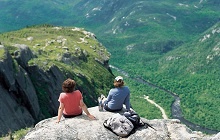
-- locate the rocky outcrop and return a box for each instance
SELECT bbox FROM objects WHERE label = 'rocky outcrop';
[13,44,36,68]
[22,107,219,140]
[0,26,114,136]
[0,51,40,135]
[0,48,111,136]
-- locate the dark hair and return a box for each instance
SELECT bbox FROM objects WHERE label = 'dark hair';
[113,79,124,87]
[62,78,76,93]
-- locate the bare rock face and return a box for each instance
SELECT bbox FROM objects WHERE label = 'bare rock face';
[0,51,40,135]
[0,84,35,135]
[0,39,113,136]
[0,26,113,136]
[22,107,219,140]
[0,47,64,135]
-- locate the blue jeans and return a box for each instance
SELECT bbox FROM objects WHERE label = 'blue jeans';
[103,102,122,112]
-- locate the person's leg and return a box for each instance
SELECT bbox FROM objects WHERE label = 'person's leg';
[102,98,107,105]
[101,94,106,100]
[103,104,113,112]
[101,95,122,112]
[98,94,107,111]
[103,103,122,112]
[98,97,103,111]
[63,112,82,118]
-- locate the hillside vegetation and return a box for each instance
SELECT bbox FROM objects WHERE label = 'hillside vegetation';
[0,24,114,106]
[142,22,220,130]
[0,0,220,131]
[0,25,115,136]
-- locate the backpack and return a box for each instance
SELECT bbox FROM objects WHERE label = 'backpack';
[123,111,143,128]
[103,113,134,137]
[124,111,157,131]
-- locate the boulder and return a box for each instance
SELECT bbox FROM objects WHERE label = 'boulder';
[22,107,219,140]
[13,44,35,68]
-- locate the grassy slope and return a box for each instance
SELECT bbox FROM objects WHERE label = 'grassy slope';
[0,24,114,117]
[0,0,220,131]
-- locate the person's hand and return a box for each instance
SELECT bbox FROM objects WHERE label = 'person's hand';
[56,120,60,123]
[87,114,96,120]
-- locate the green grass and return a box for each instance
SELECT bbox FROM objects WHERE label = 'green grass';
[0,128,31,140]
[0,24,114,124]
[0,0,219,133]
[0,49,5,60]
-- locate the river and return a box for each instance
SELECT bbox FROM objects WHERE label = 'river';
[110,65,219,134]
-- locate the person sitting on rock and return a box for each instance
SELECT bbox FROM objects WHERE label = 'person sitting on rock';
[99,76,131,112]
[56,78,96,123]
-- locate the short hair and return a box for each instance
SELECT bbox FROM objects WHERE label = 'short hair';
[113,79,124,87]
[62,78,76,93]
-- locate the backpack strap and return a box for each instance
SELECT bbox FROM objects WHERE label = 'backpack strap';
[103,119,113,131]
[140,119,157,131]
[124,111,157,131]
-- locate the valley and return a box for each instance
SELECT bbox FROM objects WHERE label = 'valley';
[0,0,219,133]
[111,65,219,134]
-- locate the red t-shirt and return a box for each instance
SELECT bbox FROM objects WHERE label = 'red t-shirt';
[58,90,82,115]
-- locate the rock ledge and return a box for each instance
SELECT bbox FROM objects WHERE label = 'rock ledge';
[22,107,219,140]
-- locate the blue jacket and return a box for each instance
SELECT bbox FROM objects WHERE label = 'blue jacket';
[105,86,130,111]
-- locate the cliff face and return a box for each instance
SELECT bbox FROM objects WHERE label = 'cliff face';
[0,49,41,135]
[0,25,114,136]
[22,107,220,140]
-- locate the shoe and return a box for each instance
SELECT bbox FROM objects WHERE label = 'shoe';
[101,94,105,100]
[98,97,101,102]
[98,97,103,111]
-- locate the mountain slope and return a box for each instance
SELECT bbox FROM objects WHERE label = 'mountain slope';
[0,0,220,132]
[0,25,114,135]
[148,22,220,130]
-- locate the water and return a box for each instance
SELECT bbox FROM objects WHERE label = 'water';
[110,65,219,134]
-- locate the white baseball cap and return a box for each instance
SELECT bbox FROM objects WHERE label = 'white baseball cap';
[115,76,123,81]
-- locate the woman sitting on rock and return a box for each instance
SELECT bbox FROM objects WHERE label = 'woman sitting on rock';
[56,78,95,123]
[99,76,131,112]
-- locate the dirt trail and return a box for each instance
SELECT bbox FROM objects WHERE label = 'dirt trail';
[144,95,168,119]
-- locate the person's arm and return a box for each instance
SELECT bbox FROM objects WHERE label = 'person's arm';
[124,94,131,111]
[56,102,64,123]
[106,89,113,102]
[80,99,96,120]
